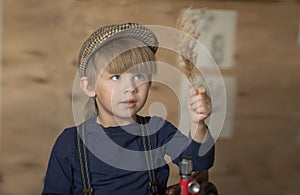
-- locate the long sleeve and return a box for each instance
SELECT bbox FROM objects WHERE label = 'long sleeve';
[42,129,75,195]
[172,135,215,171]
[153,117,215,171]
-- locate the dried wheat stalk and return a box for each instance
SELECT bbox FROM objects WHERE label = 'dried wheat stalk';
[176,7,204,88]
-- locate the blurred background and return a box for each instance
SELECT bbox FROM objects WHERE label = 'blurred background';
[1,0,300,194]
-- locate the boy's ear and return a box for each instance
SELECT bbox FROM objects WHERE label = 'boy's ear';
[80,77,96,97]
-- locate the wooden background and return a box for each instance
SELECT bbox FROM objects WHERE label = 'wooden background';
[1,0,300,194]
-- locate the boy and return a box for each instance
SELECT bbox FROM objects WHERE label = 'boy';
[42,23,214,195]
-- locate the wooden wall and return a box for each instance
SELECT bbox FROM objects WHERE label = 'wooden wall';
[2,0,300,194]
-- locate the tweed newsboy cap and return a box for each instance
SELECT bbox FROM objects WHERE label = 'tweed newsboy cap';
[78,22,159,77]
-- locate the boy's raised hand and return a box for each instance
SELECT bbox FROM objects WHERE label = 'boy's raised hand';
[188,86,212,125]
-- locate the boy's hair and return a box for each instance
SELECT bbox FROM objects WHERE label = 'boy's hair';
[86,38,157,88]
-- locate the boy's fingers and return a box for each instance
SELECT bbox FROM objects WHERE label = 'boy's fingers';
[189,94,210,107]
[190,96,208,107]
[189,87,206,96]
[197,86,207,94]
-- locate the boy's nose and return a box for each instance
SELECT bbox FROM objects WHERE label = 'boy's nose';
[123,78,137,94]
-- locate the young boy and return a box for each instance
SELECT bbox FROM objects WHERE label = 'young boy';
[42,23,214,195]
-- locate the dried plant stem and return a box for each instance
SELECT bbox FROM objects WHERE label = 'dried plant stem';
[176,7,203,89]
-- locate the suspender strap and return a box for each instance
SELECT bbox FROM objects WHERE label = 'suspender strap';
[76,125,93,195]
[139,117,159,195]
[76,117,157,194]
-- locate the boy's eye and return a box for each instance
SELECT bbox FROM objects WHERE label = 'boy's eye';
[111,75,120,81]
[134,74,146,81]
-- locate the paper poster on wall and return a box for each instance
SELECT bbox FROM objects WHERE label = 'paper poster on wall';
[178,8,238,68]
[298,18,300,45]
[0,0,2,173]
[206,76,236,139]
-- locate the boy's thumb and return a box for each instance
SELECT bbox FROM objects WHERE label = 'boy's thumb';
[197,86,207,94]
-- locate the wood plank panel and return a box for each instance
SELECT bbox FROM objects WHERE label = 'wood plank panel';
[1,0,300,194]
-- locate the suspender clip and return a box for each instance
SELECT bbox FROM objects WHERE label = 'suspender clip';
[148,181,158,187]
[83,187,93,193]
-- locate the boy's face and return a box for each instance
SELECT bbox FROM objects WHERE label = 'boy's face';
[94,67,151,126]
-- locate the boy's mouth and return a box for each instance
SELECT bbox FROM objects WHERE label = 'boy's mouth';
[121,99,137,108]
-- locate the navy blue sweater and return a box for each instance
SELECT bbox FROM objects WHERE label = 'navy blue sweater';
[42,116,215,195]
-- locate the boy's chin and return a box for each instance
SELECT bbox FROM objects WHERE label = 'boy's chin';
[113,113,137,124]
[114,108,140,118]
